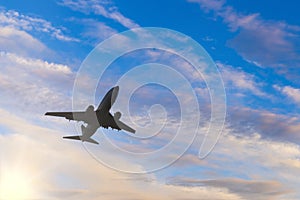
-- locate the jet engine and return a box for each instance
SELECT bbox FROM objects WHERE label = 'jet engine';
[114,111,121,120]
[85,105,95,114]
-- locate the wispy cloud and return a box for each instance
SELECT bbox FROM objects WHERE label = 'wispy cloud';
[217,62,267,97]
[274,85,300,106]
[228,106,300,143]
[0,26,50,57]
[188,0,300,81]
[167,177,290,200]
[0,108,244,200]
[0,51,74,116]
[0,8,79,42]
[72,18,117,44]
[1,52,299,199]
[60,0,139,29]
[173,125,300,199]
[188,0,225,12]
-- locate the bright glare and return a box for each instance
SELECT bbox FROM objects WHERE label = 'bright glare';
[0,168,34,200]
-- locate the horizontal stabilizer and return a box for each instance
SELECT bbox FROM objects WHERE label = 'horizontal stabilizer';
[63,135,81,140]
[63,135,99,144]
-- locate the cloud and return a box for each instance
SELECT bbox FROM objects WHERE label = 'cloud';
[0,108,244,200]
[60,0,139,29]
[0,53,299,199]
[0,8,79,42]
[216,129,300,190]
[0,108,138,199]
[0,26,50,57]
[167,177,290,200]
[187,0,225,12]
[0,5,299,197]
[163,123,300,199]
[77,18,117,44]
[216,123,300,172]
[188,0,300,81]
[217,62,267,97]
[227,106,300,143]
[274,85,300,106]
[0,52,74,116]
[227,22,299,68]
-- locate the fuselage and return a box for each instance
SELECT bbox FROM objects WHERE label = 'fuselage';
[81,123,98,140]
[81,109,120,140]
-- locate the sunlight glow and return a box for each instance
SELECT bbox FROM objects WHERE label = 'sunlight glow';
[0,168,35,200]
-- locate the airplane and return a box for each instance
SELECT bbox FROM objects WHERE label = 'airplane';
[45,86,135,144]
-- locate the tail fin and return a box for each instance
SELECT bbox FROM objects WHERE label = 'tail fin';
[63,135,99,144]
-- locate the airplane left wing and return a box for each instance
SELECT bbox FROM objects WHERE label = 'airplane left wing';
[45,112,87,123]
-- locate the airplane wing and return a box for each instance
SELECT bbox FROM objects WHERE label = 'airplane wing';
[115,119,136,134]
[45,112,88,123]
[104,113,136,134]
[96,86,119,113]
[96,86,135,133]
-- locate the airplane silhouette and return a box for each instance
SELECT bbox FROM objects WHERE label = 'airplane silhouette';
[45,86,135,144]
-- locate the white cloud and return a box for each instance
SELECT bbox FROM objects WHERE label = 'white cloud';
[2,102,299,199]
[217,129,300,171]
[228,106,300,142]
[0,8,79,42]
[0,51,299,198]
[274,85,300,106]
[79,18,117,44]
[170,125,300,199]
[60,0,139,29]
[217,62,266,97]
[0,108,243,200]
[168,177,290,200]
[187,0,225,12]
[1,51,71,74]
[0,26,49,57]
[0,52,74,115]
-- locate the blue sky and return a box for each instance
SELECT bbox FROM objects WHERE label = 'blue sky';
[0,0,300,199]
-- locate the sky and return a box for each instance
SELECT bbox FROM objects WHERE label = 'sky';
[0,0,300,199]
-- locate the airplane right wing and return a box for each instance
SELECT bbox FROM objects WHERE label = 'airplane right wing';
[103,113,136,134]
[45,112,88,123]
[115,120,136,134]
